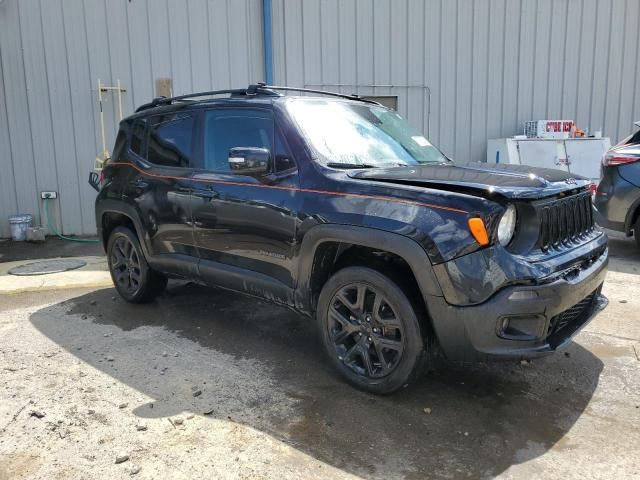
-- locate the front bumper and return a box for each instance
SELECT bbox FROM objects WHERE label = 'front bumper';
[428,247,608,362]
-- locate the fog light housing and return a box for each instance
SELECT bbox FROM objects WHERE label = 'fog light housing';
[497,314,546,341]
[500,317,510,331]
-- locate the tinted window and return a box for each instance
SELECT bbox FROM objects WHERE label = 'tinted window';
[112,130,127,162]
[274,128,296,172]
[203,110,273,172]
[147,113,194,167]
[130,120,146,158]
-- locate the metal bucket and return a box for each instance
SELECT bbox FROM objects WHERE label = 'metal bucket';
[8,214,33,241]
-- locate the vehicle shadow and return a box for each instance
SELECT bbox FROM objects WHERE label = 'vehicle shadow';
[30,283,603,479]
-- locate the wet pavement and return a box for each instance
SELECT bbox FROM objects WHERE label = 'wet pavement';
[0,236,102,263]
[0,231,639,479]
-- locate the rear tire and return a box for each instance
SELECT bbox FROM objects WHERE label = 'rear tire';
[107,226,167,303]
[316,266,428,394]
[635,217,640,250]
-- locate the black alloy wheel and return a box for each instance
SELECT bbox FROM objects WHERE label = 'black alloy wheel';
[328,283,404,378]
[107,226,167,303]
[317,267,427,394]
[111,235,142,296]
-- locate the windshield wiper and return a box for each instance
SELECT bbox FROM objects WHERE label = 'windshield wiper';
[326,162,377,169]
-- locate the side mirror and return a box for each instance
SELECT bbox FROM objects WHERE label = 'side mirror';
[228,147,271,176]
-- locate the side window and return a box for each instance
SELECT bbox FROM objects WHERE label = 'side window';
[130,120,146,158]
[203,110,273,172]
[147,113,194,167]
[274,128,296,172]
[112,130,127,162]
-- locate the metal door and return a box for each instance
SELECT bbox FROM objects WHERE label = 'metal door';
[517,140,569,172]
[565,139,611,180]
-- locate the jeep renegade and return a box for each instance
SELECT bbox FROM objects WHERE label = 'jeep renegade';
[92,84,608,394]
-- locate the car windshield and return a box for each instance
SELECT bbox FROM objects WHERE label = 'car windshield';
[286,98,448,167]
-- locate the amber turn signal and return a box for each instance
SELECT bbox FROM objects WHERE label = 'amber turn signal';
[468,217,490,246]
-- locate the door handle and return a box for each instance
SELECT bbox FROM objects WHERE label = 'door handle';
[194,190,218,199]
[134,177,149,189]
[194,185,218,199]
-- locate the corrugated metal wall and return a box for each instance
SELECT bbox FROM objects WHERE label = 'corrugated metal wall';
[0,0,264,238]
[271,0,640,164]
[2,0,640,238]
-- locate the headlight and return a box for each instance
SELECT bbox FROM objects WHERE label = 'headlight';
[497,204,517,246]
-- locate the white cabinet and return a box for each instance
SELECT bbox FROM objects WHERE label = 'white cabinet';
[487,137,611,181]
[564,139,610,179]
[517,140,569,172]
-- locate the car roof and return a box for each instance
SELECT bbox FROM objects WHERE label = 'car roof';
[125,84,381,122]
[126,95,277,120]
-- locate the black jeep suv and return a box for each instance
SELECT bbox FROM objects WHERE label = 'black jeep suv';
[93,84,608,394]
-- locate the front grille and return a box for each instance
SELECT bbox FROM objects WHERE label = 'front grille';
[538,192,595,251]
[547,290,596,337]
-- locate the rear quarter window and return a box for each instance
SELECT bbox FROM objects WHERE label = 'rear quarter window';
[111,130,127,163]
[147,113,195,168]
[130,120,147,158]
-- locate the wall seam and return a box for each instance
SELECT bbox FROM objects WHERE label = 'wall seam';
[124,0,136,108]
[146,0,156,95]
[0,46,19,213]
[60,0,86,233]
[601,0,614,134]
[573,0,585,122]
[614,0,628,137]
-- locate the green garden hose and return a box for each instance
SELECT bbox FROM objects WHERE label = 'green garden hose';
[43,197,99,243]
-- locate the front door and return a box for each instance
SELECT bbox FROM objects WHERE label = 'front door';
[190,108,299,299]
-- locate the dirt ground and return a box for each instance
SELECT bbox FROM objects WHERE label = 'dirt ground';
[0,234,638,479]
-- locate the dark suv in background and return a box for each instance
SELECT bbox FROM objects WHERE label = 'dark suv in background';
[92,84,608,394]
[595,122,640,248]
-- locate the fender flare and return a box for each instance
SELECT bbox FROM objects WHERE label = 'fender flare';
[95,199,152,259]
[295,224,443,313]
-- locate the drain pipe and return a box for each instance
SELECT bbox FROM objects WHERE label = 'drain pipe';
[262,0,274,84]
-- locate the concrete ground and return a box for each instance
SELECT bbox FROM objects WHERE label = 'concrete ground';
[0,234,638,479]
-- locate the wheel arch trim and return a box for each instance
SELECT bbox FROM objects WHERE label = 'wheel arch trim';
[96,200,151,259]
[295,224,443,313]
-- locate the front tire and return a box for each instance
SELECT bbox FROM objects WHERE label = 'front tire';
[107,226,167,303]
[635,217,640,250]
[317,266,427,394]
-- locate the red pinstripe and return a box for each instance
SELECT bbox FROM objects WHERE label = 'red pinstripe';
[108,162,469,215]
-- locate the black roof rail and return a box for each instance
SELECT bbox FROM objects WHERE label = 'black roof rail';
[134,83,380,113]
[135,88,253,112]
[252,83,380,105]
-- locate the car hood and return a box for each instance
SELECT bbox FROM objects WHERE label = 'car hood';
[347,162,591,199]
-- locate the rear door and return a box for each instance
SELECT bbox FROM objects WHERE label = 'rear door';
[190,107,299,298]
[122,112,199,272]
